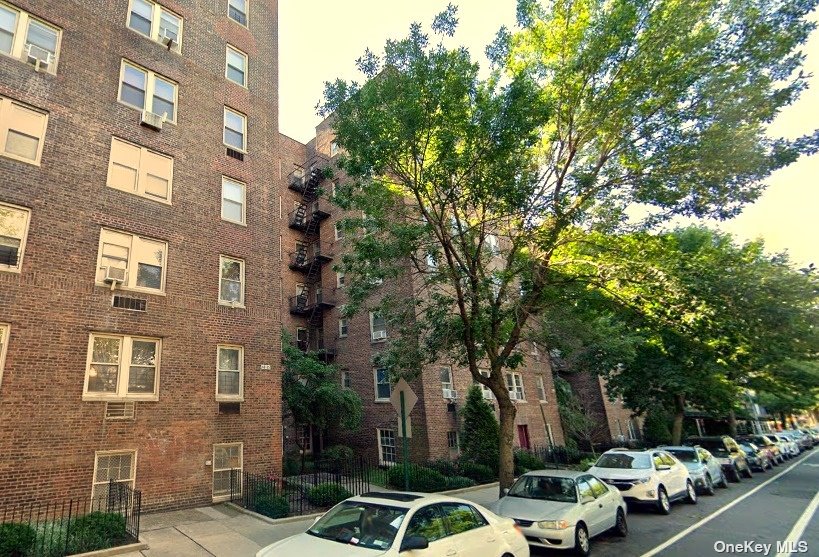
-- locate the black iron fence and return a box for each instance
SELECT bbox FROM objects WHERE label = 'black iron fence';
[0,480,141,557]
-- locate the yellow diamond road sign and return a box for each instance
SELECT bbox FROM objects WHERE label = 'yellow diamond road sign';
[390,378,418,415]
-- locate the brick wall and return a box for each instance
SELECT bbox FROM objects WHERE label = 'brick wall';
[0,0,282,510]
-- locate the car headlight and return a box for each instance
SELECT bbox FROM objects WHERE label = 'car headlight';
[538,520,570,530]
[635,477,651,484]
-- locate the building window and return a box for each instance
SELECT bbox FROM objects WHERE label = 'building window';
[506,372,525,401]
[225,45,247,86]
[536,375,546,401]
[96,229,167,293]
[83,334,160,401]
[341,370,351,389]
[330,141,339,156]
[213,443,242,499]
[477,368,493,400]
[0,202,30,272]
[91,451,136,508]
[127,0,182,52]
[425,251,438,270]
[221,176,246,224]
[107,137,173,202]
[216,345,243,401]
[118,60,177,122]
[227,0,247,26]
[546,423,555,446]
[0,4,61,73]
[447,431,459,450]
[334,222,344,241]
[627,419,638,441]
[338,317,349,338]
[486,234,499,255]
[224,107,246,152]
[370,312,386,342]
[219,256,245,306]
[0,323,9,387]
[374,368,392,401]
[336,271,345,288]
[377,429,396,465]
[297,424,312,454]
[439,366,453,392]
[296,327,307,351]
[0,96,48,165]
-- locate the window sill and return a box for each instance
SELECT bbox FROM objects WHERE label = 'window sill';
[127,27,183,55]
[223,142,247,154]
[216,397,244,403]
[107,185,172,206]
[371,338,387,344]
[117,100,178,126]
[374,399,391,404]
[0,49,58,76]
[2,149,41,166]
[82,394,158,402]
[218,301,246,309]
[97,283,166,296]
[221,218,247,227]
[0,265,22,274]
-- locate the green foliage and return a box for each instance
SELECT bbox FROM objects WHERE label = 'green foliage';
[459,386,500,471]
[0,523,36,557]
[514,450,546,475]
[579,457,598,472]
[65,512,129,555]
[386,465,448,492]
[321,445,354,465]
[642,406,673,446]
[253,495,290,519]
[283,453,300,477]
[458,462,496,484]
[444,476,477,490]
[554,376,603,447]
[307,484,353,507]
[426,459,459,477]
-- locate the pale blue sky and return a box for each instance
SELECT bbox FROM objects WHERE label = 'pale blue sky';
[279,1,818,267]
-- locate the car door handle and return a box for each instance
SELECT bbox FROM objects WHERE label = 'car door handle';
[598,503,603,508]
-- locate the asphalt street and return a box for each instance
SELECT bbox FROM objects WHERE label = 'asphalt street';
[529,449,819,557]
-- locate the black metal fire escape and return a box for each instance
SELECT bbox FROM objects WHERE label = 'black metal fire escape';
[287,157,335,361]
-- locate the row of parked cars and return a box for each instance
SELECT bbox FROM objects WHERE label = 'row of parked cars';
[256,428,817,557]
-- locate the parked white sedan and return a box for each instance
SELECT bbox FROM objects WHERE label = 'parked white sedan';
[488,470,627,556]
[256,491,529,557]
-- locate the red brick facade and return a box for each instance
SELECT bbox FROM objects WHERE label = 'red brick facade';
[564,371,643,445]
[0,0,282,510]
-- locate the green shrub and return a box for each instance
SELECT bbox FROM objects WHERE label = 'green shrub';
[283,455,300,477]
[322,445,354,464]
[65,512,129,555]
[458,462,495,483]
[253,494,290,519]
[514,450,546,475]
[459,386,500,471]
[579,457,597,471]
[307,483,352,507]
[426,459,458,476]
[0,522,37,557]
[444,476,476,490]
[386,465,448,492]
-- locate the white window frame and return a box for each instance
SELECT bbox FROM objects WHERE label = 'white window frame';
[91,450,137,509]
[373,367,392,402]
[536,375,547,402]
[107,137,174,203]
[95,228,168,294]
[486,234,499,255]
[338,316,349,338]
[227,0,248,27]
[334,222,343,240]
[213,443,242,500]
[0,3,62,74]
[218,255,245,307]
[117,59,178,123]
[377,428,396,466]
[447,430,459,451]
[221,176,246,225]
[506,372,525,401]
[546,423,555,446]
[440,366,453,391]
[83,333,161,402]
[0,201,31,273]
[0,96,49,165]
[370,312,387,342]
[126,0,183,53]
[330,141,339,156]
[223,106,247,152]
[225,44,247,87]
[216,344,244,402]
[341,370,351,389]
[627,419,638,441]
[0,323,9,388]
[336,271,345,288]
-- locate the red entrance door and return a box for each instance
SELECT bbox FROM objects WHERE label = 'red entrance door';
[517,424,531,450]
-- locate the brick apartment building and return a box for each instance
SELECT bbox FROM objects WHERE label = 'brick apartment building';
[565,371,643,446]
[280,118,565,466]
[0,0,283,510]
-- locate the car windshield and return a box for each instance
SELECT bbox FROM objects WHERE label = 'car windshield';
[594,453,652,469]
[507,475,578,503]
[739,444,756,453]
[666,449,698,463]
[307,501,407,550]
[692,440,729,456]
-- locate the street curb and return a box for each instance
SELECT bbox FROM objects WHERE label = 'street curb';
[70,542,149,557]
[440,481,500,496]
[225,502,325,525]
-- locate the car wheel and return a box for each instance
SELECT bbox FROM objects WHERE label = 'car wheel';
[611,507,628,537]
[657,486,671,515]
[767,459,774,470]
[574,523,591,557]
[704,474,716,496]
[729,466,742,482]
[685,480,698,504]
[718,470,729,488]
[742,464,753,479]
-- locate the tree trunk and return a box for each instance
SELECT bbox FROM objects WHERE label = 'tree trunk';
[497,399,517,498]
[671,394,686,445]
[779,412,787,430]
[727,409,738,438]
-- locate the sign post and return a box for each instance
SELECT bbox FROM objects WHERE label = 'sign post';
[390,379,418,491]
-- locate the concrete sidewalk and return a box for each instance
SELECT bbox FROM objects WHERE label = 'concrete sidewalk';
[120,485,501,557]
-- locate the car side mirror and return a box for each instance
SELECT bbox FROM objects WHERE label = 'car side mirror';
[400,535,430,552]
[581,495,595,504]
[657,464,671,471]
[501,488,509,497]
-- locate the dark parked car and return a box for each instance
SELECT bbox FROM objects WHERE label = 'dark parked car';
[738,435,782,465]
[738,442,772,472]
[684,436,752,482]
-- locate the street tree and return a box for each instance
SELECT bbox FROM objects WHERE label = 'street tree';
[319,1,818,492]
[459,385,501,471]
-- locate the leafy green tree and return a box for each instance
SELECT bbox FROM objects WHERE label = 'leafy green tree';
[319,1,817,491]
[459,385,500,472]
[554,376,604,452]
[282,333,363,468]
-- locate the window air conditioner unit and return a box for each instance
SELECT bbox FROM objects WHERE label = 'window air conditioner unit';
[160,28,177,49]
[103,266,127,289]
[25,43,54,72]
[371,330,387,341]
[442,389,458,400]
[140,109,167,131]
[482,390,494,400]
